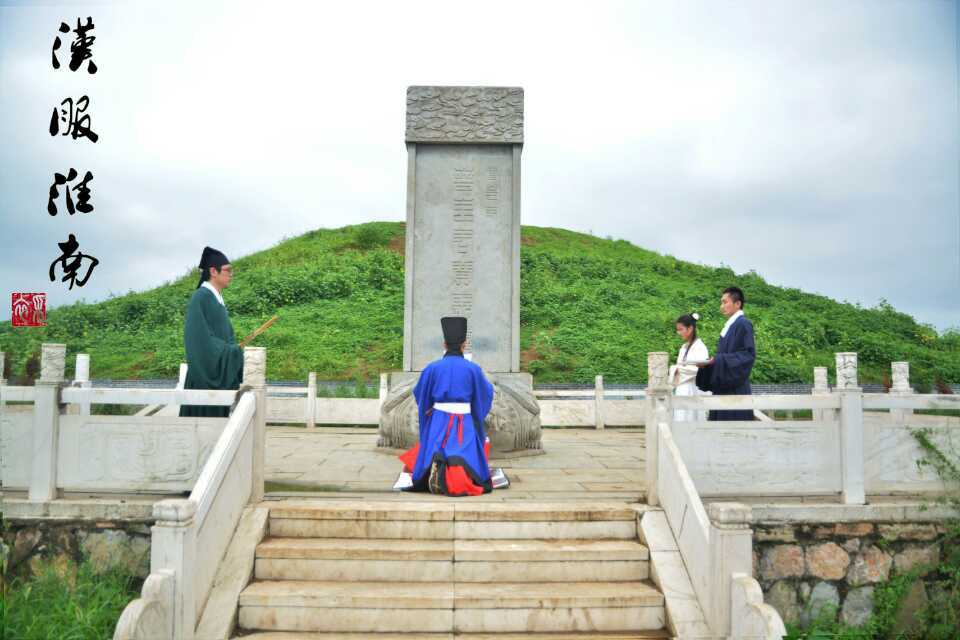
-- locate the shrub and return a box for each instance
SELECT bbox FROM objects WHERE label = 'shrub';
[0,557,139,640]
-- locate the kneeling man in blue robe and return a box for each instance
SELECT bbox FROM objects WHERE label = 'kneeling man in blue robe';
[695,286,756,421]
[398,316,495,496]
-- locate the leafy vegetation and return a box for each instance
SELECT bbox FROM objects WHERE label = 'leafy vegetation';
[1,222,957,385]
[0,557,139,640]
[786,428,960,639]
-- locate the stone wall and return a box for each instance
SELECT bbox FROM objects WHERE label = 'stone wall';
[3,519,152,581]
[753,521,950,627]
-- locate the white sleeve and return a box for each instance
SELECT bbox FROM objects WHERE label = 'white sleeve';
[691,340,709,361]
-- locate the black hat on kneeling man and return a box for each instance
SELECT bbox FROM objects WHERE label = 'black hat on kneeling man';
[441,316,467,346]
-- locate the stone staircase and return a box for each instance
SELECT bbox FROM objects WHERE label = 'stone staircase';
[234,501,670,638]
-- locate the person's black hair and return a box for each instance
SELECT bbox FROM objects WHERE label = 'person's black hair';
[445,340,465,353]
[676,313,698,347]
[198,264,228,287]
[723,286,745,308]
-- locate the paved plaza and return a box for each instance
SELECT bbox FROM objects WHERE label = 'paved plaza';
[265,427,645,502]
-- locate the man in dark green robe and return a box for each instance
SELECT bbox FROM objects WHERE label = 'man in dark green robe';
[179,246,244,417]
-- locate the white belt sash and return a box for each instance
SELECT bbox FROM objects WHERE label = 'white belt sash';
[433,402,470,414]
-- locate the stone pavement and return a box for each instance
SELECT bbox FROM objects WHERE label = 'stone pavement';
[265,427,645,502]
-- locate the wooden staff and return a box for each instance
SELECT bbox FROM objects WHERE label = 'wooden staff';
[239,315,278,347]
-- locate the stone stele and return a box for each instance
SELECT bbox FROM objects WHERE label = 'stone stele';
[378,86,542,455]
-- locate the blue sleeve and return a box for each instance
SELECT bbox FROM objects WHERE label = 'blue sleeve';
[712,320,755,391]
[470,366,495,442]
[413,365,433,433]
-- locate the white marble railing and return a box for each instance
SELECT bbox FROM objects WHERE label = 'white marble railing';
[648,352,960,503]
[658,421,786,638]
[657,421,711,604]
[0,344,267,640]
[0,346,266,498]
[730,573,789,639]
[191,392,256,622]
[0,385,36,402]
[114,348,267,640]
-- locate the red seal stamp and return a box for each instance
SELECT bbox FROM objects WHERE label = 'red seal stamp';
[11,293,47,327]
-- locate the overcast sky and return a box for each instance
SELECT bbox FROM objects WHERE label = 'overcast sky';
[1,0,958,330]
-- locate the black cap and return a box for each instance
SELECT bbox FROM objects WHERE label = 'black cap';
[197,246,230,288]
[441,316,467,345]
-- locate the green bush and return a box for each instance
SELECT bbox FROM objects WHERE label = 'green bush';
[0,558,139,640]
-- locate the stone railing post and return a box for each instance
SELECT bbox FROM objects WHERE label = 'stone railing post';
[890,361,913,423]
[244,347,267,503]
[594,374,605,430]
[151,499,198,640]
[379,372,388,409]
[707,502,753,638]
[836,352,865,504]
[306,372,317,429]
[812,366,830,423]
[30,343,65,502]
[176,363,188,389]
[0,351,6,386]
[75,353,91,416]
[645,352,671,506]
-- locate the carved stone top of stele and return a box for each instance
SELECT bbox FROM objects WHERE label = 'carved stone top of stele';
[406,86,523,144]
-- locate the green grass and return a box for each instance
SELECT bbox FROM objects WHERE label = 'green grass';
[1,222,957,386]
[0,558,140,640]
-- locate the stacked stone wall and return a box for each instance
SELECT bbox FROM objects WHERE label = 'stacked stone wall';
[754,521,950,626]
[3,519,152,580]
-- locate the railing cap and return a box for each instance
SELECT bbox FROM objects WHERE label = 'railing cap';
[153,498,197,523]
[243,347,267,388]
[647,352,671,391]
[40,343,67,384]
[835,352,859,390]
[707,501,752,528]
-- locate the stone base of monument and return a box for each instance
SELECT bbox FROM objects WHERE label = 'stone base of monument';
[378,371,543,455]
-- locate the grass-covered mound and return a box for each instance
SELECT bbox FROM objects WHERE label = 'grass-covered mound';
[1,222,957,386]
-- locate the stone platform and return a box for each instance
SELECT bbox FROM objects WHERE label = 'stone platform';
[265,427,644,501]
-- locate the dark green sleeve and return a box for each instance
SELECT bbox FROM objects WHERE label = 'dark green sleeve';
[183,291,244,391]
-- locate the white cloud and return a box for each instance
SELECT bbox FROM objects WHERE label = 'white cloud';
[0,0,956,329]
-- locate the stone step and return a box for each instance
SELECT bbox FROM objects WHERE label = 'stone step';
[257,537,453,561]
[238,581,664,634]
[237,633,673,639]
[237,632,673,639]
[454,503,639,522]
[268,501,456,522]
[267,501,639,540]
[255,538,649,582]
[454,558,648,583]
[266,501,638,522]
[455,520,637,540]
[456,539,649,562]
[268,518,638,540]
[269,518,454,540]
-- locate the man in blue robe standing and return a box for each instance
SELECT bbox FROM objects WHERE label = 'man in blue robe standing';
[399,316,496,496]
[695,287,756,421]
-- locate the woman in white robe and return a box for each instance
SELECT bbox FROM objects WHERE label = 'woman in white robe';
[669,312,709,422]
